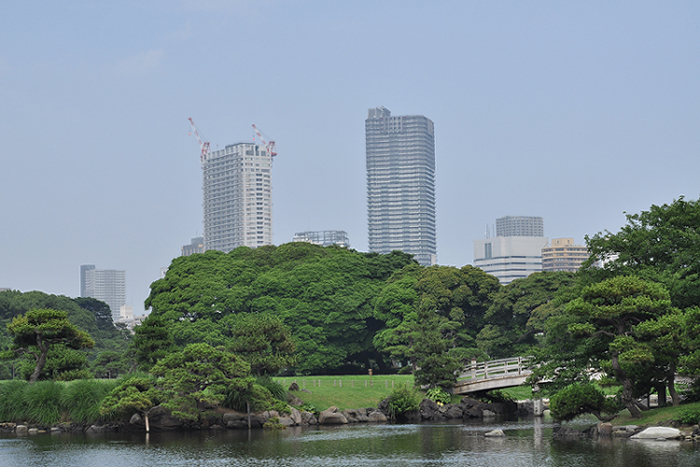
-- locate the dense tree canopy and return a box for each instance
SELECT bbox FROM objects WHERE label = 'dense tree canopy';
[583,196,700,309]
[144,244,416,374]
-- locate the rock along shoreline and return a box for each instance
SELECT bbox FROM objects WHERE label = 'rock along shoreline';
[0,396,525,435]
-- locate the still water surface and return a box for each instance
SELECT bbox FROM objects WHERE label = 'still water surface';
[1,418,699,467]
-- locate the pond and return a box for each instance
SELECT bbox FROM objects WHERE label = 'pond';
[1,418,698,467]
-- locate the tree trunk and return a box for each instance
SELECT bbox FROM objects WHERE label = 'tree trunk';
[29,335,48,384]
[611,353,642,418]
[668,366,680,406]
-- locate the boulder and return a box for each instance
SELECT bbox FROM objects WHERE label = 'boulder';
[288,393,304,406]
[318,406,348,425]
[612,425,638,438]
[288,382,300,391]
[278,416,295,427]
[301,411,318,425]
[419,399,445,421]
[484,429,506,437]
[290,407,303,425]
[367,411,388,423]
[85,425,112,434]
[15,425,28,436]
[147,406,185,431]
[630,427,682,440]
[342,409,368,423]
[222,412,246,424]
[598,422,612,437]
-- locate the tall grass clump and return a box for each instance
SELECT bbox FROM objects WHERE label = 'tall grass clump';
[61,379,119,424]
[0,380,29,422]
[255,376,287,402]
[23,381,63,425]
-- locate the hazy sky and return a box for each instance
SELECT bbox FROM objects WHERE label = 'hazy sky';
[1,1,699,315]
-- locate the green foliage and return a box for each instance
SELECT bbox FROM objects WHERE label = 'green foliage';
[223,383,276,413]
[5,309,94,383]
[61,379,118,423]
[150,343,253,421]
[583,196,700,309]
[677,406,700,425]
[0,380,29,421]
[387,385,420,419]
[425,387,451,405]
[144,244,416,375]
[100,376,160,420]
[22,380,64,425]
[130,315,177,370]
[254,375,287,402]
[228,313,296,375]
[262,415,285,430]
[549,383,621,422]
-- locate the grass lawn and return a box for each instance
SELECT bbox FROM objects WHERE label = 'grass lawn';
[613,400,700,427]
[276,374,414,411]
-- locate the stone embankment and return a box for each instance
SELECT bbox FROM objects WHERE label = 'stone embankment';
[0,395,526,435]
[555,423,700,441]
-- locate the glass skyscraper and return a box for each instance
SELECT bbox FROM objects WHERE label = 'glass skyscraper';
[366,107,436,266]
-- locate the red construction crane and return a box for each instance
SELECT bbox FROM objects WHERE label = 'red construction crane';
[251,124,277,158]
[188,118,211,163]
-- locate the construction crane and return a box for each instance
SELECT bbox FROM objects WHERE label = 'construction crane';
[188,118,211,163]
[251,124,277,158]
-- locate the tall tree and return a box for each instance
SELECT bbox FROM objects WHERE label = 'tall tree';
[565,276,674,418]
[150,343,253,421]
[3,309,94,383]
[583,196,700,309]
[227,313,296,375]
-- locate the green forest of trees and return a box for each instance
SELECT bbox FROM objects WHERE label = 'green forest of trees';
[3,196,700,420]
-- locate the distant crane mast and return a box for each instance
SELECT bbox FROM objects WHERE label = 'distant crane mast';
[251,124,277,158]
[188,118,211,163]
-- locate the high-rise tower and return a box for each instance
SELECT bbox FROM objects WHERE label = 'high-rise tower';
[79,265,126,320]
[366,107,436,266]
[202,143,273,251]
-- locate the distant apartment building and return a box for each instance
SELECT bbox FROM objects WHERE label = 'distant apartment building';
[181,236,205,256]
[202,142,273,252]
[541,237,590,272]
[366,106,436,266]
[292,230,350,248]
[496,216,544,237]
[473,216,548,285]
[80,265,126,321]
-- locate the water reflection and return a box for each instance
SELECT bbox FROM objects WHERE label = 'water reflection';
[0,419,699,467]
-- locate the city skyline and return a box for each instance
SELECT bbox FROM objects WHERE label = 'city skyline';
[1,2,698,315]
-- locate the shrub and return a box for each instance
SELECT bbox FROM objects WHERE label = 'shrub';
[255,375,287,402]
[550,383,620,422]
[387,385,420,420]
[426,387,451,405]
[23,381,63,425]
[223,383,276,413]
[677,407,700,425]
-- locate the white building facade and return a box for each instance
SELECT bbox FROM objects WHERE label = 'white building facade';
[80,265,127,320]
[202,143,273,252]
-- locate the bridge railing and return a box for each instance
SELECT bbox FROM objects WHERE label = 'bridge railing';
[456,356,533,384]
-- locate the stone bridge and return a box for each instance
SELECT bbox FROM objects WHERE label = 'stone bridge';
[454,356,533,395]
